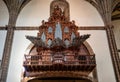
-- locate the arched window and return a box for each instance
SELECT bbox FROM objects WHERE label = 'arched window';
[55,22,62,39]
[41,32,46,42]
[64,26,69,33]
[48,27,53,33]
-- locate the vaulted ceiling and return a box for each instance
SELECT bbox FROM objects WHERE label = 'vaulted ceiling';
[112,2,120,21]
[3,0,31,14]
[2,0,120,24]
[3,0,120,23]
[85,0,120,24]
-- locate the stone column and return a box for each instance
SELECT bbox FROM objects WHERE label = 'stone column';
[0,0,31,82]
[0,26,14,82]
[106,26,120,82]
[0,10,17,82]
[0,16,35,82]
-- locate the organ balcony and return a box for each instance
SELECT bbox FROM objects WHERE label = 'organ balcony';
[23,54,96,77]
[23,5,96,78]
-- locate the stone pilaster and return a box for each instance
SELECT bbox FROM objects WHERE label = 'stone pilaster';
[0,26,14,82]
[106,26,120,82]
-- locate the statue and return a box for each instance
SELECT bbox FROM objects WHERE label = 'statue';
[50,0,70,21]
[53,5,62,17]
[49,5,66,21]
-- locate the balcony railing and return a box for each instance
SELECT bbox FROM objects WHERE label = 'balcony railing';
[23,54,96,77]
[24,54,95,65]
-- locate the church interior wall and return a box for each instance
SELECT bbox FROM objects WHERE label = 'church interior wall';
[6,31,38,82]
[0,31,6,60]
[80,30,116,82]
[0,0,9,26]
[0,0,117,82]
[0,0,8,62]
[16,0,104,26]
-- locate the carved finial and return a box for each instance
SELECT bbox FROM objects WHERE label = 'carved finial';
[42,20,45,25]
[72,20,75,24]
[53,5,62,16]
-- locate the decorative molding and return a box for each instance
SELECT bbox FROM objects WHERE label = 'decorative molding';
[15,26,39,30]
[118,49,120,52]
[0,26,105,31]
[0,27,7,30]
[78,26,105,30]
[23,71,93,82]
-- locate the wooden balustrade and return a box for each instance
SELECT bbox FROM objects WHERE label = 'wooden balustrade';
[24,54,95,66]
[23,55,96,77]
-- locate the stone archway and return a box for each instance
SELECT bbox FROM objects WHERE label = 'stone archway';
[83,41,94,55]
[28,79,92,82]
[22,40,97,82]
[27,76,93,82]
